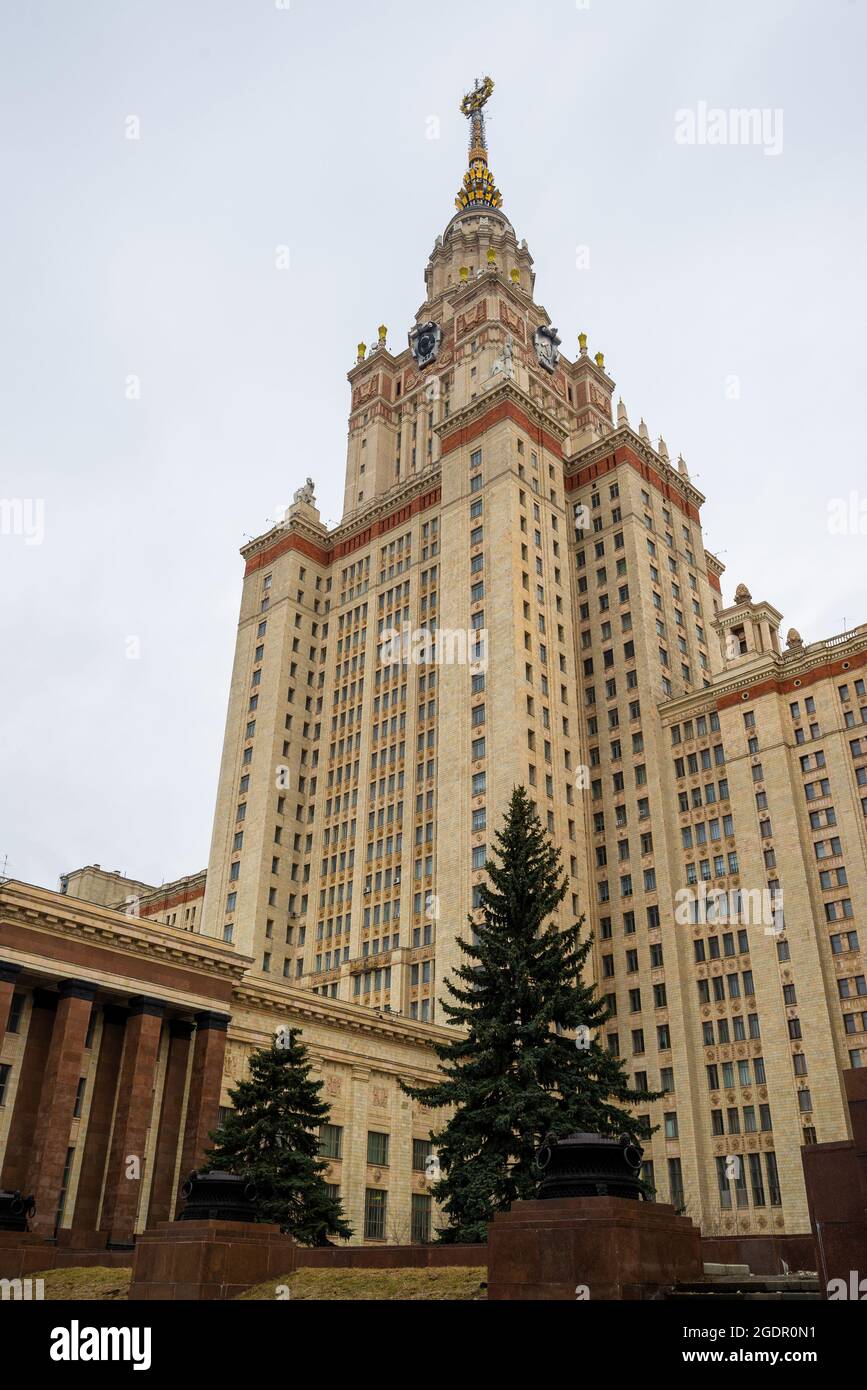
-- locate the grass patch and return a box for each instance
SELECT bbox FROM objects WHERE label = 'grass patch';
[30,1266,132,1301]
[26,1262,486,1302]
[239,1266,487,1301]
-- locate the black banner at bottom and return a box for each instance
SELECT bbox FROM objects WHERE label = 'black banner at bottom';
[1,1295,858,1378]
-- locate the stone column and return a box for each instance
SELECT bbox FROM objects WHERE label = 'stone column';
[29,980,96,1234]
[345,1067,370,1243]
[71,1005,128,1231]
[0,963,22,1050]
[99,997,164,1244]
[147,1020,194,1225]
[0,988,57,1191]
[175,1011,230,1212]
[392,1091,414,1244]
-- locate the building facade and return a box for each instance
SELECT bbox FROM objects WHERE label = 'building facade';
[0,880,446,1245]
[1,80,865,1244]
[196,79,867,1236]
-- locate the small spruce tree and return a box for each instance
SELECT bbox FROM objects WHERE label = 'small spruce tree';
[402,785,658,1243]
[205,1028,352,1246]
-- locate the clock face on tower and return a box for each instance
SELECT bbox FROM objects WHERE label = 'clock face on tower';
[410,321,442,369]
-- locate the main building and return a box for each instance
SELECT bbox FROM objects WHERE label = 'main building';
[2,79,865,1246]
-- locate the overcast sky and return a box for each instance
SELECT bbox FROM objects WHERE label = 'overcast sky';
[1,0,865,893]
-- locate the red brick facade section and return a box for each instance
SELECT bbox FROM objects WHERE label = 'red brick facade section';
[243,488,443,577]
[71,1005,128,1230]
[140,885,205,919]
[0,919,235,1007]
[29,981,95,1234]
[175,1011,230,1212]
[147,1020,194,1226]
[715,649,867,712]
[99,998,164,1243]
[440,398,563,460]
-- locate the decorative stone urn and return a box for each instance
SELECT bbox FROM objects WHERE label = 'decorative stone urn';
[177,1170,258,1224]
[535,1132,644,1201]
[0,1190,36,1232]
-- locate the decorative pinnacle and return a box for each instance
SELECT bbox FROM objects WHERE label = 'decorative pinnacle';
[460,75,494,158]
[455,76,503,213]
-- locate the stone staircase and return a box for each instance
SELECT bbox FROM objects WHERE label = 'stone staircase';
[665,1262,821,1301]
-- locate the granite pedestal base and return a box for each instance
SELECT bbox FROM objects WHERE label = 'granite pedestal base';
[487,1196,702,1300]
[801,1070,867,1297]
[129,1220,297,1301]
[0,1228,134,1279]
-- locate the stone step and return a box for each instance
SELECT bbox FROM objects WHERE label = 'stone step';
[703,1262,751,1276]
[668,1274,821,1301]
[670,1289,822,1301]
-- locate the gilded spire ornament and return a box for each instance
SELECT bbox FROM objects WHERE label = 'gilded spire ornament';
[455,76,503,212]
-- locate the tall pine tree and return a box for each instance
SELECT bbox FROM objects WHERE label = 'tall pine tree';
[402,785,658,1243]
[205,1028,352,1246]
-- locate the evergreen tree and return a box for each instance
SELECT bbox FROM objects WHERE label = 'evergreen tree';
[402,785,658,1243]
[205,1028,352,1246]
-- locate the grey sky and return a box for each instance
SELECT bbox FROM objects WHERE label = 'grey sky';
[1,0,865,893]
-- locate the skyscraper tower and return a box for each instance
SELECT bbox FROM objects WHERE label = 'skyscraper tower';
[202,74,592,1023]
[201,78,867,1234]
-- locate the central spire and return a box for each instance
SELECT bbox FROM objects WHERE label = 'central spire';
[455,75,503,212]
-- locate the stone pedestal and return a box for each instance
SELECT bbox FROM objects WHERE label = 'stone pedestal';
[487,1196,702,1300]
[129,1220,297,1301]
[29,981,95,1232]
[801,1068,867,1296]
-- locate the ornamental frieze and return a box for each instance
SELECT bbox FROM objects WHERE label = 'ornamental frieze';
[351,377,380,408]
[223,1043,249,1080]
[455,302,487,339]
[498,301,526,339]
